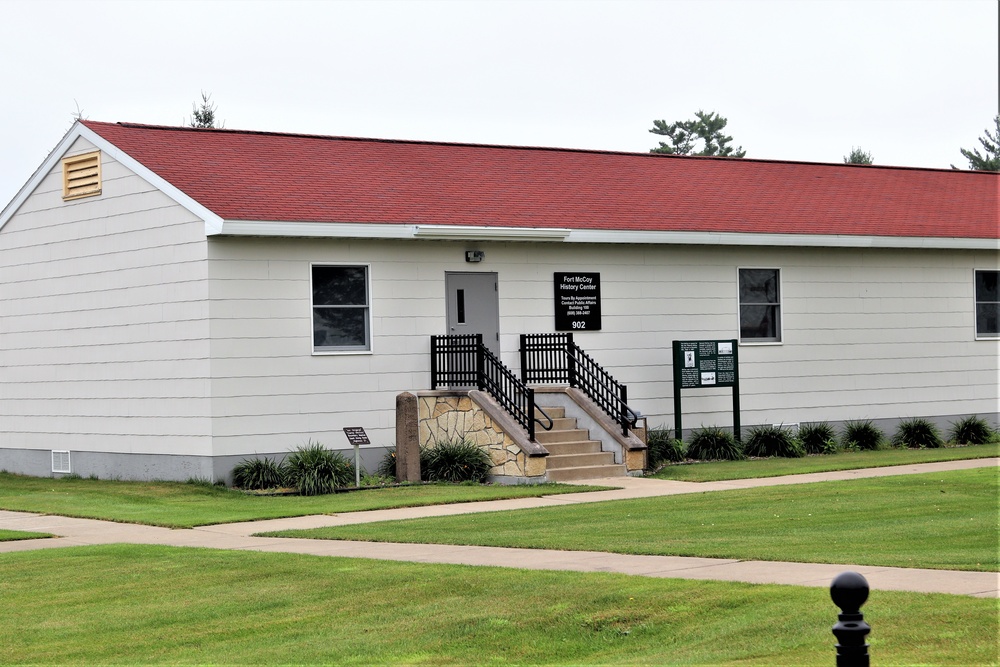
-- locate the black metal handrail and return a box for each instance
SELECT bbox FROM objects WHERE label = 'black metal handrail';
[431,334,553,441]
[520,332,639,436]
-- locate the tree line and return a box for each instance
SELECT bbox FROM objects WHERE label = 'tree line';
[649,109,999,170]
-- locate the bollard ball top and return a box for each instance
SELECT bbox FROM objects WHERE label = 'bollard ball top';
[831,571,869,613]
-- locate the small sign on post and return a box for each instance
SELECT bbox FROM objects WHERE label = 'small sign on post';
[672,340,740,442]
[343,427,370,488]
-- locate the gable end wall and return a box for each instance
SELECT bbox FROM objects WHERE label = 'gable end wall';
[0,137,213,479]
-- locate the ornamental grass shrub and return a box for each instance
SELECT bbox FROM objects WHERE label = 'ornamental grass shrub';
[743,424,805,458]
[283,441,355,496]
[686,426,743,461]
[376,446,398,478]
[645,427,685,469]
[841,420,884,451]
[420,438,493,483]
[797,422,838,455]
[949,415,999,445]
[231,456,286,490]
[892,418,944,449]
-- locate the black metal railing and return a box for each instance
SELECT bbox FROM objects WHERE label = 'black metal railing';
[520,332,639,436]
[431,334,553,441]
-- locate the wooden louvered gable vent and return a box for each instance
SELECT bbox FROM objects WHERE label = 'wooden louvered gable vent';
[62,151,102,200]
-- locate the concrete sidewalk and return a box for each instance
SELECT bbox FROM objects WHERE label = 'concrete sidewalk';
[1,458,996,597]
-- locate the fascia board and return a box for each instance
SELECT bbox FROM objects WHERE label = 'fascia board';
[412,225,572,241]
[219,220,415,239]
[566,229,1000,251]
[74,125,224,235]
[217,220,998,251]
[219,221,573,241]
[0,122,82,231]
[0,122,224,235]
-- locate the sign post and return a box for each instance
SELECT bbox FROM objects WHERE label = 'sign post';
[672,340,740,442]
[343,427,370,488]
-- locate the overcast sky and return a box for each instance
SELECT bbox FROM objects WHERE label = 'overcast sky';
[2,0,997,208]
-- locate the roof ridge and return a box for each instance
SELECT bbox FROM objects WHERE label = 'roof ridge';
[78,120,990,174]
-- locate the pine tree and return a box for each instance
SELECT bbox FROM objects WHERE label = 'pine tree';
[844,147,873,164]
[954,116,1000,171]
[188,92,221,129]
[649,110,745,157]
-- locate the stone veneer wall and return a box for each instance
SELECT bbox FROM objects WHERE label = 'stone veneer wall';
[417,393,545,480]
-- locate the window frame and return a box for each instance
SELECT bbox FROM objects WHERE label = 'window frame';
[737,266,783,345]
[974,268,1000,340]
[310,262,373,355]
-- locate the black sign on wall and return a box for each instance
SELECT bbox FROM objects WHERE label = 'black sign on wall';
[554,272,601,331]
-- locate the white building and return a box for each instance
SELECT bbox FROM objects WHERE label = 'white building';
[1,120,997,481]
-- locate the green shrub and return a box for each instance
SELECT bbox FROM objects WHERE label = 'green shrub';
[645,427,685,469]
[283,442,355,496]
[376,446,398,478]
[232,456,286,490]
[743,424,804,458]
[841,420,884,451]
[420,438,493,483]
[949,415,999,445]
[892,418,943,449]
[686,426,743,461]
[798,422,838,455]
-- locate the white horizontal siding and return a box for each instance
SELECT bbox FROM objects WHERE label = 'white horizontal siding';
[205,237,997,458]
[0,137,212,457]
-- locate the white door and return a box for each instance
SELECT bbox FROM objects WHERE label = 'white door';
[446,272,500,357]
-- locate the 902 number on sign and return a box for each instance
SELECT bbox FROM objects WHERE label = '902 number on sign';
[571,321,587,329]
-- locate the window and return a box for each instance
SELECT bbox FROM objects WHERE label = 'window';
[62,151,102,200]
[312,265,371,352]
[739,268,781,342]
[975,270,999,339]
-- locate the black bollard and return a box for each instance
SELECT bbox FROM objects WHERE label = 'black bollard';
[830,571,871,667]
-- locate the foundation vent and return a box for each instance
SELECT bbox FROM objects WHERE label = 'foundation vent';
[51,450,71,474]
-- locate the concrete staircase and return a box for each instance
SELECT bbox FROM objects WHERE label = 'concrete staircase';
[534,405,625,481]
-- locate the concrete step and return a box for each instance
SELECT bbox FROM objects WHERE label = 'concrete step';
[547,464,627,482]
[545,451,616,469]
[536,405,565,421]
[542,417,577,431]
[535,428,590,444]
[543,440,603,456]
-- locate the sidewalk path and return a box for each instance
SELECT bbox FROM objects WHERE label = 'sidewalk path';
[1,458,996,598]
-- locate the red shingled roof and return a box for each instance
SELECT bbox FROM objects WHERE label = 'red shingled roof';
[81,120,999,239]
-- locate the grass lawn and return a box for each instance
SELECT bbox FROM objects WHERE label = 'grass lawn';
[0,473,604,528]
[1,544,994,666]
[269,468,999,572]
[651,442,998,481]
[0,529,50,541]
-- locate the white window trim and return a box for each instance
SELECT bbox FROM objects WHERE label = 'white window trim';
[310,262,374,355]
[974,268,1000,341]
[737,266,783,345]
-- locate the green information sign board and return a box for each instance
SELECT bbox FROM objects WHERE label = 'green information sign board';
[672,340,741,441]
